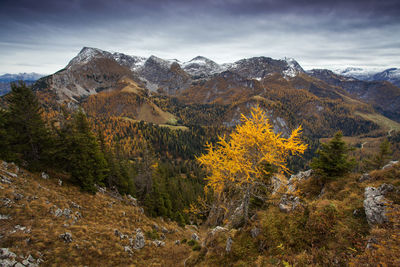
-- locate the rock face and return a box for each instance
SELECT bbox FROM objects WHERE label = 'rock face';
[33,47,134,102]
[152,240,165,247]
[287,169,313,192]
[363,184,394,225]
[138,56,191,94]
[228,57,304,80]
[182,56,223,79]
[308,69,400,122]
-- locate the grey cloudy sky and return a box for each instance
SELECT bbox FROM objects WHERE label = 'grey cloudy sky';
[0,0,399,74]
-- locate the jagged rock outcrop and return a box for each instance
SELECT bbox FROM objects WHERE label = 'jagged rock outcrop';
[33,47,134,102]
[138,56,191,93]
[134,229,145,249]
[363,183,395,225]
[228,57,304,80]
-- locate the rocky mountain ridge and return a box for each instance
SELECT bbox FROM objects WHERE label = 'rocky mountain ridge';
[28,47,400,140]
[334,67,400,87]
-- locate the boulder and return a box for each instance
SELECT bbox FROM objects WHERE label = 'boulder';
[363,183,394,225]
[60,232,73,243]
[210,226,228,236]
[161,227,169,234]
[58,179,63,186]
[191,233,200,241]
[54,208,63,217]
[63,208,72,219]
[41,172,49,179]
[382,160,398,170]
[69,201,81,209]
[95,184,106,194]
[126,195,138,206]
[134,229,145,249]
[0,215,10,220]
[153,240,165,247]
[124,246,133,254]
[0,259,17,267]
[226,237,233,253]
[287,169,313,192]
[0,248,16,259]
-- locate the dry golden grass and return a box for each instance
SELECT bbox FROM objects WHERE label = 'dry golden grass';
[355,111,400,132]
[0,161,198,266]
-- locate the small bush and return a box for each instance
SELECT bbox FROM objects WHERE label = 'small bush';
[145,230,159,240]
[188,239,197,246]
[192,244,201,251]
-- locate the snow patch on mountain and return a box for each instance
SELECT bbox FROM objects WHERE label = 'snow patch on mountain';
[282,57,304,79]
[372,68,400,87]
[182,56,223,78]
[333,67,384,80]
[112,52,147,71]
[67,47,113,68]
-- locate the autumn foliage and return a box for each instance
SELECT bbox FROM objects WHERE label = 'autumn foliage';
[197,106,307,224]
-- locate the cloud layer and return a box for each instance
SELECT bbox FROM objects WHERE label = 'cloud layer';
[1,0,399,73]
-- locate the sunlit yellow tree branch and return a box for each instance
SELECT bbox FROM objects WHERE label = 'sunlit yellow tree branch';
[197,106,307,225]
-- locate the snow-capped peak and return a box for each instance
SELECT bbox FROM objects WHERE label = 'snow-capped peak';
[182,56,223,78]
[112,52,147,71]
[333,67,384,80]
[282,57,304,78]
[67,47,113,67]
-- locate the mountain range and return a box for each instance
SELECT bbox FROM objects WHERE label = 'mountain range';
[28,47,400,139]
[334,67,400,87]
[0,72,45,96]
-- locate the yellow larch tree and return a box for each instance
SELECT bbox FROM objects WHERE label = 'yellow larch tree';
[197,106,307,225]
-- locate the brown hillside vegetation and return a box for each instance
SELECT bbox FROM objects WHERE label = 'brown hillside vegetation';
[83,78,177,125]
[184,162,400,266]
[0,161,201,266]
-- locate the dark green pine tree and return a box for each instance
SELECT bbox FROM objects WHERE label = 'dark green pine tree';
[0,109,17,162]
[5,82,52,169]
[311,131,356,182]
[62,110,108,193]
